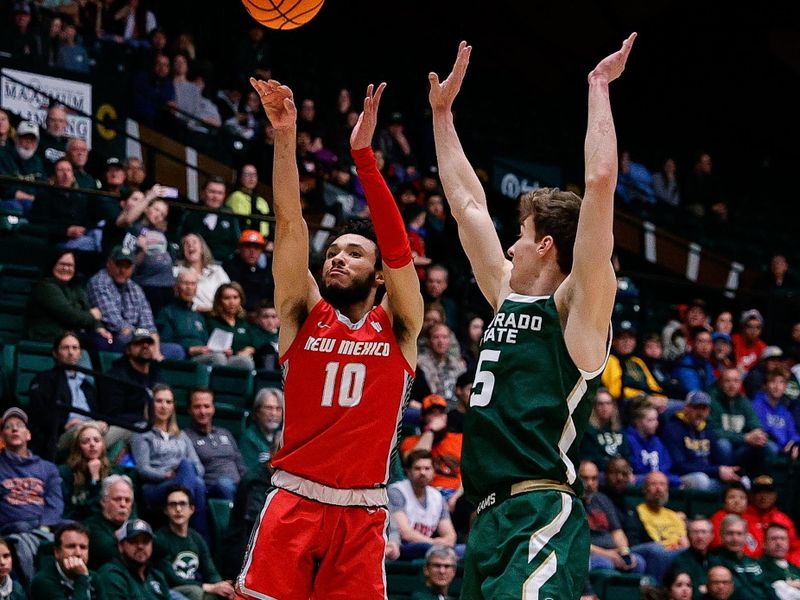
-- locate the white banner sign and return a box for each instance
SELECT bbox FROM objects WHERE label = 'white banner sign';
[0,67,93,147]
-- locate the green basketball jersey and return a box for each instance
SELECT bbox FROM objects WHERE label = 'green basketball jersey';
[461,293,608,503]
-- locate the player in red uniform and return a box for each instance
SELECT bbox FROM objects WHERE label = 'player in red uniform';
[236,79,423,600]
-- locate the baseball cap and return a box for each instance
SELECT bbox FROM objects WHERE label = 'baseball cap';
[712,332,733,345]
[109,245,134,262]
[16,121,39,139]
[741,308,764,325]
[129,328,155,345]
[751,475,776,494]
[105,157,123,169]
[239,230,266,247]
[422,394,448,413]
[760,346,784,361]
[13,2,31,15]
[685,390,711,406]
[116,519,154,542]
[1,407,28,427]
[615,320,637,337]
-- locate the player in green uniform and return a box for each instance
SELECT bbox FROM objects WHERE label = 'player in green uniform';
[428,34,637,599]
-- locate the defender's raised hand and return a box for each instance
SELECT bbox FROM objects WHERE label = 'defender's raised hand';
[350,82,386,150]
[250,78,297,130]
[588,33,637,85]
[428,41,472,113]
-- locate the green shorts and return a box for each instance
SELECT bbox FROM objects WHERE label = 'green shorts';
[460,490,589,600]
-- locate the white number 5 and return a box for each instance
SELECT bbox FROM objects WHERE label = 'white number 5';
[470,349,500,407]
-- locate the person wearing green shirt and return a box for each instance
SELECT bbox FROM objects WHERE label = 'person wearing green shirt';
[30,523,98,600]
[709,367,774,473]
[579,387,630,471]
[0,537,26,600]
[672,518,715,598]
[96,519,170,600]
[176,178,241,261]
[239,388,283,471]
[710,514,778,599]
[410,545,457,600]
[85,475,135,571]
[157,271,219,364]
[760,523,800,598]
[154,486,234,600]
[204,283,256,370]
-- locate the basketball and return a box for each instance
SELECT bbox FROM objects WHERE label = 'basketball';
[242,0,325,30]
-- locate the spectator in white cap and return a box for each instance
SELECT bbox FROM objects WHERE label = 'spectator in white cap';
[733,309,767,373]
[0,120,46,215]
[744,345,785,399]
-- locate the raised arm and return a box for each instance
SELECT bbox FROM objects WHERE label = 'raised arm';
[350,83,423,365]
[429,42,510,310]
[562,34,636,371]
[250,78,320,354]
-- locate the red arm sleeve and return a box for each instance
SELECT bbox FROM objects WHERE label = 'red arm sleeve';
[351,146,412,269]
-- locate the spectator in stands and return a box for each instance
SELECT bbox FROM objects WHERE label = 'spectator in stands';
[733,309,768,373]
[104,184,165,253]
[27,332,100,461]
[85,475,134,570]
[132,54,176,128]
[59,421,113,522]
[759,254,798,348]
[130,384,209,540]
[417,305,461,362]
[0,407,63,585]
[29,522,96,600]
[296,98,323,151]
[98,328,162,431]
[423,265,459,333]
[204,283,256,370]
[0,2,42,66]
[0,536,25,599]
[86,245,169,356]
[760,524,800,599]
[415,323,466,407]
[659,571,693,600]
[412,545,458,600]
[715,311,734,336]
[177,177,241,261]
[185,388,246,501]
[38,105,69,169]
[222,230,274,314]
[234,24,270,85]
[745,476,800,567]
[580,460,646,574]
[174,233,230,314]
[709,367,772,474]
[224,90,261,141]
[225,165,271,239]
[126,195,175,315]
[653,157,681,207]
[662,298,710,361]
[601,456,636,526]
[745,346,786,399]
[710,483,762,557]
[240,388,283,471]
[24,251,106,342]
[625,402,680,486]
[580,387,631,471]
[705,565,735,600]
[377,111,414,177]
[123,157,147,193]
[96,519,170,600]
[400,395,463,493]
[245,122,275,184]
[445,370,473,435]
[616,150,655,205]
[711,332,736,379]
[459,315,484,372]
[65,138,100,190]
[627,471,689,581]
[251,301,280,370]
[154,485,235,600]
[641,332,684,398]
[674,327,716,394]
[710,515,777,599]
[0,120,46,215]
[55,21,89,74]
[388,450,457,560]
[753,367,800,459]
[0,109,12,151]
[673,518,715,598]
[661,390,741,492]
[156,269,221,363]
[602,320,668,411]
[43,16,63,69]
[683,152,725,219]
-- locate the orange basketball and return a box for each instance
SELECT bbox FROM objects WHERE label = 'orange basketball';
[242,0,325,30]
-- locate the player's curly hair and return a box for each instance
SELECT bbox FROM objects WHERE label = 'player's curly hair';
[337,219,382,268]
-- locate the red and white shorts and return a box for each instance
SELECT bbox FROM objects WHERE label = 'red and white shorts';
[236,487,389,600]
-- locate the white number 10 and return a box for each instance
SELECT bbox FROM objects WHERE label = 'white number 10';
[321,362,366,407]
[470,349,501,407]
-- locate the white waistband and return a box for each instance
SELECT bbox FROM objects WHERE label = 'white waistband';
[271,470,389,507]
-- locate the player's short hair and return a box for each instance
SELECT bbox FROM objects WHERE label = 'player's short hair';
[518,187,581,274]
[336,219,381,268]
[404,449,433,470]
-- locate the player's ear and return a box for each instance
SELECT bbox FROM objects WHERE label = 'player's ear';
[374,269,385,287]
[538,235,554,255]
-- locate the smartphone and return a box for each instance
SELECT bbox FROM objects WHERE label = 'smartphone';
[161,187,179,198]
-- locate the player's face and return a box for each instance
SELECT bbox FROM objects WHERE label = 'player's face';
[321,234,380,308]
[507,216,546,293]
[408,458,434,488]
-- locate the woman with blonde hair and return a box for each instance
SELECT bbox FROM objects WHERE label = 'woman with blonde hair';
[174,233,229,313]
[579,387,630,471]
[59,421,114,521]
[130,384,209,539]
[205,282,256,369]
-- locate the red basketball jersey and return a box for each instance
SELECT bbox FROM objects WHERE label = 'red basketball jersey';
[272,299,414,489]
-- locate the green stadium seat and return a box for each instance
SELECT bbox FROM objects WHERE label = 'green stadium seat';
[253,368,282,396]
[14,340,56,406]
[159,359,211,408]
[208,498,233,558]
[0,301,25,345]
[685,489,723,520]
[209,366,255,411]
[0,264,40,305]
[98,350,123,373]
[385,559,425,596]
[590,569,652,600]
